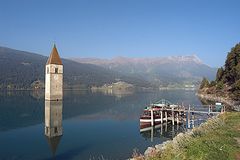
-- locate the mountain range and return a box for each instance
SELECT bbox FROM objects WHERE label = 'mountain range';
[73,55,217,87]
[0,46,149,90]
[0,46,217,90]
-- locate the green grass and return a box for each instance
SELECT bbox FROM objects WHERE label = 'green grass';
[144,112,240,160]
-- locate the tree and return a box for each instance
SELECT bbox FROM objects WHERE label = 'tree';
[216,67,224,82]
[200,77,209,89]
[209,81,216,87]
[232,80,240,99]
[236,63,240,81]
[216,81,224,90]
[224,43,240,84]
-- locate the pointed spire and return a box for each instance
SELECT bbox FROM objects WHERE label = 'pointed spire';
[46,44,63,65]
[46,136,62,156]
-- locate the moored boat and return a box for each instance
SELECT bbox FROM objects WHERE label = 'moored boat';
[140,99,183,129]
[140,107,162,128]
[140,99,173,127]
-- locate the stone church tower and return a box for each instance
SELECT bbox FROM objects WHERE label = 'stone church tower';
[45,44,63,101]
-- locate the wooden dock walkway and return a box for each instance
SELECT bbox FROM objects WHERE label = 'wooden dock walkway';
[144,104,225,126]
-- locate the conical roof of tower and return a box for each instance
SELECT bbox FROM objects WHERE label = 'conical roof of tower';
[46,135,62,156]
[46,44,63,65]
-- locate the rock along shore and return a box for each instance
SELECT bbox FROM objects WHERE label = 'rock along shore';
[130,115,224,160]
[196,92,240,111]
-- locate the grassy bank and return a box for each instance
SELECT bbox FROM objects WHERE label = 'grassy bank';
[133,112,240,160]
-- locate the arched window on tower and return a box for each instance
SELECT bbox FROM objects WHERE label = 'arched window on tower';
[55,68,58,74]
[46,127,49,134]
[54,127,58,134]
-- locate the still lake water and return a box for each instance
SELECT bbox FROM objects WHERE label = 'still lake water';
[0,90,205,160]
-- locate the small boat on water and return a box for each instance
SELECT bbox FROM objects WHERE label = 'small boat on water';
[140,107,162,128]
[140,99,182,128]
[140,99,170,127]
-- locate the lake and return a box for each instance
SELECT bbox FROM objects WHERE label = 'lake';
[0,90,206,160]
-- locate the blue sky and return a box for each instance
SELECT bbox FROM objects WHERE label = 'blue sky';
[0,0,240,67]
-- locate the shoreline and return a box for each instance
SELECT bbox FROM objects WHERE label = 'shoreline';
[130,114,223,160]
[196,92,240,111]
[130,112,240,160]
[130,91,239,159]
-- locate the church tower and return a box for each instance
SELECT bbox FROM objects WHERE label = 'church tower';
[45,44,63,101]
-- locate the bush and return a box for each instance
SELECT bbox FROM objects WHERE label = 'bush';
[209,81,216,87]
[216,81,224,90]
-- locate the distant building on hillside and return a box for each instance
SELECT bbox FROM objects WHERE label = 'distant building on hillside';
[45,44,63,101]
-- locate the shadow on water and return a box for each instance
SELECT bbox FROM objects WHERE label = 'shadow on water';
[140,123,186,141]
[140,116,208,142]
[43,145,91,160]
[139,110,213,144]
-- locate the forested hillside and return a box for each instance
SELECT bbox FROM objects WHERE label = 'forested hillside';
[199,43,240,100]
[0,46,150,90]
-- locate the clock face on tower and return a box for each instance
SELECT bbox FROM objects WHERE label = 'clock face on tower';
[54,75,58,80]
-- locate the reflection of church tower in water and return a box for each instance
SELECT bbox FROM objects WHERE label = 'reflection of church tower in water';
[44,45,63,156]
[45,101,63,155]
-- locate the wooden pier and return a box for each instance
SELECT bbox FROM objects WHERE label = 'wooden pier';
[144,104,225,127]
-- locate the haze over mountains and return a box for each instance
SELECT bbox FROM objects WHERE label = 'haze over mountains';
[0,46,217,90]
[73,56,217,87]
